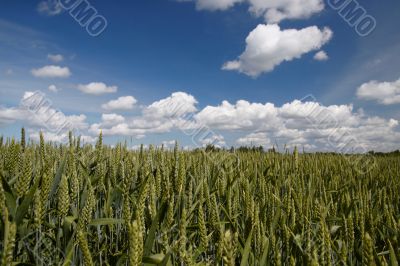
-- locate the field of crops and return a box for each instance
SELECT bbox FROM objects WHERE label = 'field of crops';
[0,130,399,265]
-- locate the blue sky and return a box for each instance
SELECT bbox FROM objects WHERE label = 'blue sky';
[0,0,399,151]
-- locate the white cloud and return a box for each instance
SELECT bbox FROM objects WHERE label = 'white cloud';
[195,98,400,152]
[31,65,71,78]
[90,91,398,152]
[314,50,329,61]
[77,82,118,95]
[89,122,144,137]
[195,100,279,130]
[3,91,399,152]
[247,0,324,23]
[161,140,177,149]
[195,0,244,11]
[144,92,198,118]
[66,114,88,131]
[48,54,64,63]
[102,96,137,111]
[20,91,89,132]
[130,144,148,150]
[237,132,271,146]
[162,140,177,146]
[199,134,226,147]
[188,0,324,23]
[195,99,358,132]
[0,107,26,125]
[37,0,63,16]
[357,78,400,105]
[182,0,326,76]
[89,92,198,138]
[88,91,397,151]
[29,131,69,143]
[79,135,97,144]
[0,91,88,142]
[48,84,59,92]
[29,131,96,144]
[101,113,126,126]
[222,24,333,77]
[89,116,178,137]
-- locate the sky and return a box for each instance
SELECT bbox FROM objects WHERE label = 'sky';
[0,0,399,152]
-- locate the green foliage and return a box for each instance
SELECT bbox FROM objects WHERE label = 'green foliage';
[0,131,399,265]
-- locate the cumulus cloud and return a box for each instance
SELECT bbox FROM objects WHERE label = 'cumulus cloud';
[195,100,278,130]
[20,91,89,132]
[222,24,333,77]
[101,114,126,126]
[162,140,177,148]
[89,92,198,137]
[130,144,148,150]
[314,50,329,61]
[144,92,198,118]
[31,65,71,78]
[195,98,400,152]
[48,84,59,92]
[200,134,226,147]
[37,0,63,16]
[0,91,88,143]
[247,0,324,23]
[89,122,145,137]
[356,78,400,105]
[102,96,137,111]
[195,0,244,11]
[29,131,96,144]
[86,91,400,152]
[3,91,399,152]
[89,116,179,137]
[0,107,26,125]
[181,0,327,76]
[48,54,64,63]
[188,0,324,23]
[237,132,271,146]
[77,82,118,95]
[195,99,357,132]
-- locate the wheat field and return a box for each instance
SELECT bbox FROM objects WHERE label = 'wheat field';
[0,130,399,265]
